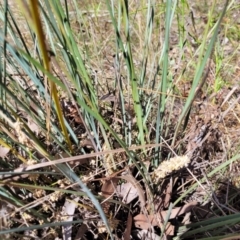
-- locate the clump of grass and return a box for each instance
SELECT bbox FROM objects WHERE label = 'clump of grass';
[0,0,240,239]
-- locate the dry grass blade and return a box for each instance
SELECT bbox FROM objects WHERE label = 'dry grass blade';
[0,143,163,180]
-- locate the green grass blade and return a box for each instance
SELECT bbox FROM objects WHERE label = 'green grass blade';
[106,0,146,145]
[154,0,176,165]
[172,0,229,146]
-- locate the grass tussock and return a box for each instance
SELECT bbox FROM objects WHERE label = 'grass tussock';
[0,0,240,239]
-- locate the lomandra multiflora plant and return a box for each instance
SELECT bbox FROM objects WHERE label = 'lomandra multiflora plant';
[1,0,239,239]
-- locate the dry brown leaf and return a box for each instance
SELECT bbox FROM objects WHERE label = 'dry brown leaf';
[62,197,79,240]
[163,182,172,208]
[0,145,10,158]
[134,214,157,229]
[132,229,161,240]
[123,212,132,240]
[80,139,95,149]
[27,116,39,135]
[182,212,191,225]
[101,178,118,198]
[117,174,146,210]
[73,116,83,124]
[116,182,138,204]
[160,201,198,220]
[99,93,116,102]
[101,178,118,215]
[74,224,88,240]
[165,222,175,236]
[66,103,83,124]
[134,201,198,229]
